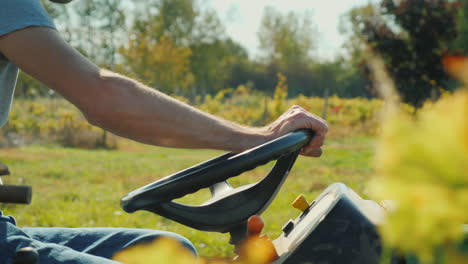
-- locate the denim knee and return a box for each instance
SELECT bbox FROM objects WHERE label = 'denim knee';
[122,229,197,256]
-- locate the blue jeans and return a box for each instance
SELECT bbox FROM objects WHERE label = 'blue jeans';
[0,212,196,264]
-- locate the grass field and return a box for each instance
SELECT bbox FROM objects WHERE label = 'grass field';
[0,136,375,257]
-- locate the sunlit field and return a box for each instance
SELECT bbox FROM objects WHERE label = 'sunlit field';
[0,93,378,258]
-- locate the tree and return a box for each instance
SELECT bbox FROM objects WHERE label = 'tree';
[120,35,194,95]
[70,0,126,67]
[131,0,196,46]
[256,7,319,96]
[452,0,468,54]
[350,0,460,108]
[122,0,248,97]
[339,4,382,98]
[258,7,316,68]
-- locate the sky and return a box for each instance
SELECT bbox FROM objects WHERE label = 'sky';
[207,0,378,60]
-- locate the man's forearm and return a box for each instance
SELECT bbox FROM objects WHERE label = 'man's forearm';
[0,27,327,157]
[87,70,268,152]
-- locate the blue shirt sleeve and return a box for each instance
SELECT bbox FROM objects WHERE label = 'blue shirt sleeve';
[0,0,56,127]
[0,0,56,37]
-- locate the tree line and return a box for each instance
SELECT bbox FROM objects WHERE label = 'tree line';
[16,0,468,109]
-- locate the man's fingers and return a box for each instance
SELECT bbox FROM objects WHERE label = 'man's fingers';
[309,133,325,148]
[310,117,329,136]
[301,147,322,157]
[266,105,328,158]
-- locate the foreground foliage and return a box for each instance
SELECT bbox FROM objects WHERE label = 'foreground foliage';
[371,90,468,263]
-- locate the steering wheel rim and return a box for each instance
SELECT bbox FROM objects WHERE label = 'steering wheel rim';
[121,129,314,213]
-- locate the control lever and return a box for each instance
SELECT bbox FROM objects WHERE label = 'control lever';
[0,161,32,204]
[0,161,10,177]
[1,163,37,263]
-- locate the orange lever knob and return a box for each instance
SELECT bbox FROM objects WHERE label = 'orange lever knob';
[247,215,264,236]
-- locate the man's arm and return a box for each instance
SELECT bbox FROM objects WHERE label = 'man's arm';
[0,26,327,156]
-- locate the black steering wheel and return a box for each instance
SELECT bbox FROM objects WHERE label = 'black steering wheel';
[121,129,314,234]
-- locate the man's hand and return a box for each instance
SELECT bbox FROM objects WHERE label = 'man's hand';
[262,106,328,157]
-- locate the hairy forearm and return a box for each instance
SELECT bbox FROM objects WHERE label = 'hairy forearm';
[0,27,265,152]
[0,26,327,157]
[86,70,267,152]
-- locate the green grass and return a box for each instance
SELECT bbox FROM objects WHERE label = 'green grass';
[0,136,376,257]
